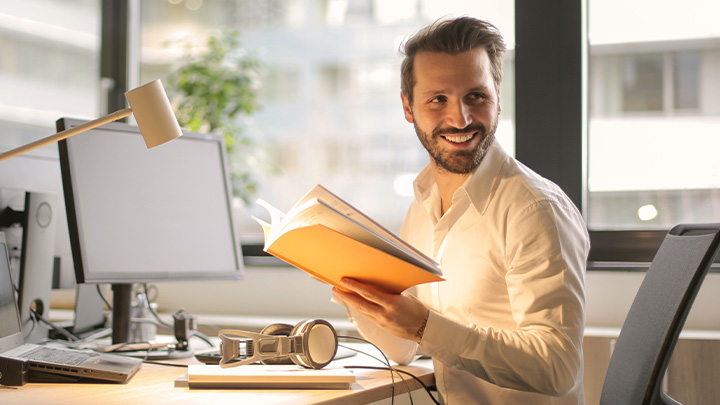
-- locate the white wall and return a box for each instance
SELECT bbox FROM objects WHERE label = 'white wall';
[153,265,347,320]
[586,271,720,330]
[150,266,720,331]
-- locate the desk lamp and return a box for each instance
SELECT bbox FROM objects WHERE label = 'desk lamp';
[0,79,182,162]
[0,79,182,345]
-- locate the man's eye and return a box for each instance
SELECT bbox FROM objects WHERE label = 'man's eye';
[429,96,446,103]
[468,92,486,100]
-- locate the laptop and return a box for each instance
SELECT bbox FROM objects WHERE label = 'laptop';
[0,232,142,385]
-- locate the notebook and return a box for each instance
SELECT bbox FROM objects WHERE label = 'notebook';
[0,232,142,385]
[180,364,356,389]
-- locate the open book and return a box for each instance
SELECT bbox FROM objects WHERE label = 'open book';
[253,185,443,294]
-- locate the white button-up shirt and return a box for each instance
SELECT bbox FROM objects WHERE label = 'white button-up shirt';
[348,140,589,404]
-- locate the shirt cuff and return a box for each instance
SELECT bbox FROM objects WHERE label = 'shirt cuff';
[419,310,480,365]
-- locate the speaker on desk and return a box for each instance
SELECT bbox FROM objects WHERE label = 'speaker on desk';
[219,319,338,370]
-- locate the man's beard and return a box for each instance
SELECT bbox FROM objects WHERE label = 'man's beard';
[414,116,498,174]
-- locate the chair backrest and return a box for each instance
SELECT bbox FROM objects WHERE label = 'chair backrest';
[600,223,720,405]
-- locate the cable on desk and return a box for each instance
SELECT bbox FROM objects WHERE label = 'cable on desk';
[102,340,157,363]
[96,284,112,311]
[30,308,79,342]
[142,283,221,340]
[23,310,38,340]
[339,335,416,405]
[142,360,188,368]
[190,331,214,348]
[344,366,440,405]
[142,283,174,329]
[338,343,412,405]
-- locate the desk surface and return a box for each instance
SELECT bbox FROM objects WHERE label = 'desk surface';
[1,347,435,405]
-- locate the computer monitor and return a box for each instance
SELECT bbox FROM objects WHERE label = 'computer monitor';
[0,151,106,342]
[57,118,243,345]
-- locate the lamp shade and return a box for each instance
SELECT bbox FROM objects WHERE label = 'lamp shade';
[125,80,182,148]
[0,79,182,162]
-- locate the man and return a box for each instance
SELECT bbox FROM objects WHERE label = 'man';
[332,17,590,404]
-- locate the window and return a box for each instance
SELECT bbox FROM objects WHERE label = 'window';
[0,0,100,153]
[673,51,700,110]
[591,51,703,117]
[588,0,720,235]
[621,53,664,113]
[136,0,515,243]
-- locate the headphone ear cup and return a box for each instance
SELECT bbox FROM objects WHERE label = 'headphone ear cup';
[259,323,294,365]
[288,319,338,369]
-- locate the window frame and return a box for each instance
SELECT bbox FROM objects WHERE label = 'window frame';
[515,0,667,271]
[516,0,718,272]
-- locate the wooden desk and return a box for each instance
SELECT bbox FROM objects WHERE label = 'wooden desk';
[0,349,435,405]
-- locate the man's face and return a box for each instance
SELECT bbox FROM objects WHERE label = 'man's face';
[402,48,500,174]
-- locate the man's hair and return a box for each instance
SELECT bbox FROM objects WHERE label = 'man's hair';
[400,17,507,104]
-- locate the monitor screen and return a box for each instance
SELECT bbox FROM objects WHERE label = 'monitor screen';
[0,232,24,351]
[58,118,243,284]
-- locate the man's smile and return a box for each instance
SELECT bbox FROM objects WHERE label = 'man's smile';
[442,132,477,144]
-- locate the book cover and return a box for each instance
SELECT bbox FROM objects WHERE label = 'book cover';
[253,185,443,294]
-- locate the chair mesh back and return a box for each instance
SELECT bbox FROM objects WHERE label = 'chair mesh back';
[600,224,720,405]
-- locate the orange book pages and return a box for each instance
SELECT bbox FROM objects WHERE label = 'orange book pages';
[267,224,444,294]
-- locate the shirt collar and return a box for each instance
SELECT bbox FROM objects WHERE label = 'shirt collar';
[413,139,509,217]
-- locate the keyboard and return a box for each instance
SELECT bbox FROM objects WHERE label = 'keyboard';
[20,346,99,366]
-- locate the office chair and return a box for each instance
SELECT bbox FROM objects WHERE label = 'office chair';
[600,223,720,405]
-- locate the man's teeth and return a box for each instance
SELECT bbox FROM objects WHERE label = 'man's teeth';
[444,133,474,143]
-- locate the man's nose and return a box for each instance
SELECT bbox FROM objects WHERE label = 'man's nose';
[445,100,472,129]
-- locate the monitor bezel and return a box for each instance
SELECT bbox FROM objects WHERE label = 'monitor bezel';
[57,117,244,284]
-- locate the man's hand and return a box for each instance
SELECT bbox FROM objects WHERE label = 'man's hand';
[332,278,429,343]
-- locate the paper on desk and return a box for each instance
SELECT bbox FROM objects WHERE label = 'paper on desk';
[183,364,356,389]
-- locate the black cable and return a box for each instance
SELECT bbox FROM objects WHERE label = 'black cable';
[141,283,159,303]
[338,343,413,405]
[30,308,79,341]
[338,335,404,405]
[142,283,174,328]
[345,366,440,405]
[140,283,217,344]
[96,284,112,311]
[190,331,215,348]
[337,343,389,371]
[23,310,38,340]
[336,336,438,405]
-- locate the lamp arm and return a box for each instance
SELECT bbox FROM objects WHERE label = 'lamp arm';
[0,108,132,162]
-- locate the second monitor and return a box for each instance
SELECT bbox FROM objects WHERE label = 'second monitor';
[57,118,244,345]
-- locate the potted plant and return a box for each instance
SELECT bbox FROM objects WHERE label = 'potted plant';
[165,29,268,205]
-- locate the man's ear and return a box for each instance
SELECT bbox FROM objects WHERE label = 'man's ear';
[401,92,414,124]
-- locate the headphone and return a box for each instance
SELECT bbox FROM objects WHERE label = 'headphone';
[218,319,338,369]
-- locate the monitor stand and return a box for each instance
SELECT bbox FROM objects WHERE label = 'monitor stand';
[111,283,133,345]
[71,284,108,336]
[111,283,193,360]
[16,192,57,343]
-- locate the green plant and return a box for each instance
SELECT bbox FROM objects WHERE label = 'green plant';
[166,29,266,204]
